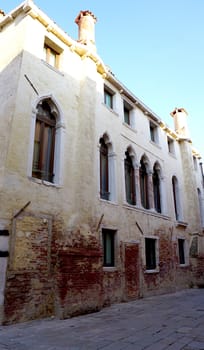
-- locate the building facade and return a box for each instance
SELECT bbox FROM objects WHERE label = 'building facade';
[0,1,204,324]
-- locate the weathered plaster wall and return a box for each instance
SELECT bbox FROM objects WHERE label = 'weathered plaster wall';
[0,3,204,324]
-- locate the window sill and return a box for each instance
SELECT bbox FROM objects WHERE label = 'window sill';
[103,266,117,272]
[149,140,161,149]
[145,268,160,274]
[99,198,118,206]
[168,151,177,159]
[29,176,62,188]
[122,122,136,133]
[179,263,189,268]
[41,60,64,76]
[102,103,118,117]
[176,221,188,228]
[122,203,170,220]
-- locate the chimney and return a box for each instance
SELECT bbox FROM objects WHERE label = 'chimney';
[170,108,190,138]
[0,9,6,19]
[75,10,97,51]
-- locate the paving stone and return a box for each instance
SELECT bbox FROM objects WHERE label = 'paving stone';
[0,289,203,350]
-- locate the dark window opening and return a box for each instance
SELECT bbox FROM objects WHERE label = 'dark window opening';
[124,106,130,125]
[153,166,161,213]
[172,176,179,220]
[102,229,115,267]
[145,238,156,270]
[123,101,132,126]
[167,137,174,154]
[125,151,136,205]
[140,159,149,209]
[149,122,157,142]
[104,88,113,109]
[178,239,185,265]
[100,138,109,200]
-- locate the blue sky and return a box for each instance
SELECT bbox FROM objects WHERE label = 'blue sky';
[2,0,204,160]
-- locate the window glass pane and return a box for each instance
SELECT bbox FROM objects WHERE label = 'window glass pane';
[103,230,115,267]
[49,50,56,67]
[100,139,109,200]
[42,125,53,180]
[33,121,41,171]
[140,160,149,209]
[104,91,112,108]
[124,107,130,124]
[172,177,179,220]
[153,168,161,213]
[125,152,136,205]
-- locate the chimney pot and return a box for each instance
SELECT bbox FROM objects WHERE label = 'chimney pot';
[170,107,190,138]
[75,10,97,50]
[0,9,6,19]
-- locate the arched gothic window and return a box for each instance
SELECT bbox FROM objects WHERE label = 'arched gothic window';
[140,158,149,209]
[124,150,136,205]
[100,137,109,200]
[153,163,161,213]
[197,188,204,227]
[172,176,180,220]
[32,101,56,182]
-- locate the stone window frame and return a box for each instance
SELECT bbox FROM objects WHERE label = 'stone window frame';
[123,99,136,129]
[144,235,159,273]
[98,133,116,203]
[167,136,175,155]
[43,37,63,70]
[149,120,159,144]
[28,94,65,186]
[177,237,189,267]
[104,85,115,110]
[101,228,118,270]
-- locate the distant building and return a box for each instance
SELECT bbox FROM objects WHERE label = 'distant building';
[0,1,204,324]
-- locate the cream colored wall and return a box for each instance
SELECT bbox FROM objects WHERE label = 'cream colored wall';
[0,5,203,273]
[94,76,203,252]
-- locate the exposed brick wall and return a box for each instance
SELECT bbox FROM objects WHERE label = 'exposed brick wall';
[54,247,103,318]
[3,214,204,324]
[4,272,54,324]
[52,222,104,318]
[124,243,140,300]
[102,270,123,306]
[3,214,53,324]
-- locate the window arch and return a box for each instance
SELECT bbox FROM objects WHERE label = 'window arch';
[124,148,136,205]
[139,156,149,209]
[153,162,161,213]
[99,133,116,201]
[172,176,181,220]
[30,95,65,185]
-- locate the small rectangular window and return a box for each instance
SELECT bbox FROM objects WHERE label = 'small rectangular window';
[193,156,197,170]
[167,136,175,154]
[149,121,158,143]
[102,229,116,267]
[104,87,113,109]
[178,239,185,265]
[123,101,133,126]
[145,238,156,270]
[43,44,60,68]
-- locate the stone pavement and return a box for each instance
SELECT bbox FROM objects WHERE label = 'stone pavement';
[0,289,204,350]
